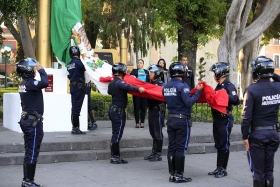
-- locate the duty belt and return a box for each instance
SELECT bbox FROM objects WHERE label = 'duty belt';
[212,111,232,118]
[168,114,190,119]
[110,105,124,112]
[252,124,277,131]
[69,82,85,89]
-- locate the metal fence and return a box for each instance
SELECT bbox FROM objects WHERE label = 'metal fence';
[92,99,244,124]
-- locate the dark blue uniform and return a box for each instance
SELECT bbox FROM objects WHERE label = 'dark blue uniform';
[108,77,139,143]
[67,57,86,115]
[272,73,280,82]
[18,69,49,164]
[148,79,165,141]
[163,78,201,156]
[241,79,280,181]
[211,79,239,152]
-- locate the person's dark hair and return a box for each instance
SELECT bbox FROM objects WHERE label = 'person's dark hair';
[157,58,167,70]
[137,59,144,64]
[180,56,188,61]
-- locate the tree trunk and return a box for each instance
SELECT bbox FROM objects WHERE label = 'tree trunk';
[238,0,270,98]
[177,15,198,77]
[239,36,261,97]
[17,16,36,59]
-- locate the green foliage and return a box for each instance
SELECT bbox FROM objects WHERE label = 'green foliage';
[155,0,227,45]
[0,0,37,21]
[0,27,4,46]
[9,72,21,87]
[197,57,206,81]
[81,0,166,57]
[0,87,18,102]
[15,42,25,62]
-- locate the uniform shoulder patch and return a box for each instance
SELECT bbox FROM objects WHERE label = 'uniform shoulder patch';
[33,80,39,86]
[231,91,237,96]
[183,88,190,93]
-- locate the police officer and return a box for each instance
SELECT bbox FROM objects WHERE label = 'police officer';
[67,46,86,134]
[17,58,49,187]
[144,65,165,162]
[163,62,203,183]
[108,62,145,164]
[86,81,98,130]
[272,73,280,82]
[241,56,280,187]
[208,62,239,178]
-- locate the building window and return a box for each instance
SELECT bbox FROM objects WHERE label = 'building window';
[274,54,280,68]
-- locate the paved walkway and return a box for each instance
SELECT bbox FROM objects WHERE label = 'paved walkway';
[0,151,280,187]
[0,120,279,187]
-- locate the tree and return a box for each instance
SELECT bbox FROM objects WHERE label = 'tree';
[217,0,280,88]
[0,0,37,58]
[239,0,280,96]
[81,0,166,57]
[155,0,227,74]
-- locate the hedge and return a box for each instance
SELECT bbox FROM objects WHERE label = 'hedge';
[2,88,277,124]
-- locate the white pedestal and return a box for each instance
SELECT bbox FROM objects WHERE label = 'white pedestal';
[3,93,88,133]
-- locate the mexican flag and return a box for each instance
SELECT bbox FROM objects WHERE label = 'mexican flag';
[50,0,111,95]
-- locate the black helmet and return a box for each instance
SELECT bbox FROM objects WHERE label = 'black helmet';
[251,56,274,79]
[69,46,80,58]
[112,62,127,76]
[148,65,163,80]
[209,62,229,80]
[16,58,38,78]
[169,62,186,78]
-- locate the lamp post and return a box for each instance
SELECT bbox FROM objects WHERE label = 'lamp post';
[0,46,11,88]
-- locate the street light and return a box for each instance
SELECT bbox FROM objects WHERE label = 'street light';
[0,46,11,88]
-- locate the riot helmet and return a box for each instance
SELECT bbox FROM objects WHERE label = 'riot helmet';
[209,62,229,80]
[69,46,80,58]
[148,65,163,80]
[16,58,38,78]
[169,62,186,78]
[251,56,274,79]
[112,62,127,76]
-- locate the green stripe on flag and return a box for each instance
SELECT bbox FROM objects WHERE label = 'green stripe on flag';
[51,0,82,65]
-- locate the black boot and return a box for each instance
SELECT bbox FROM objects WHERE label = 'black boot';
[144,139,156,160]
[265,179,274,187]
[149,139,163,162]
[88,110,97,130]
[215,151,229,178]
[22,163,41,187]
[167,155,175,182]
[71,115,86,135]
[253,180,265,187]
[110,142,128,164]
[174,156,192,183]
[208,150,221,175]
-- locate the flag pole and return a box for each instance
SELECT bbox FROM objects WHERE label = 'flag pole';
[36,0,52,68]
[120,37,127,64]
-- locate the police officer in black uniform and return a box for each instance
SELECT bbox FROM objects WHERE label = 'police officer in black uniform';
[163,62,203,183]
[144,65,165,162]
[208,62,240,178]
[86,81,98,130]
[67,46,86,134]
[241,56,280,187]
[108,62,145,164]
[17,58,49,187]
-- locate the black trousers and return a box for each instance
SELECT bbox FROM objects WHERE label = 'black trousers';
[19,119,44,164]
[132,96,147,124]
[247,129,279,181]
[212,116,233,151]
[148,109,164,140]
[70,86,85,115]
[109,109,126,143]
[166,117,191,156]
